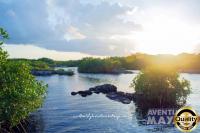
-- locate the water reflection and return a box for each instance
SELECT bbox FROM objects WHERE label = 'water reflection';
[79,75,103,83]
[29,111,45,132]
[30,68,200,133]
[133,103,179,133]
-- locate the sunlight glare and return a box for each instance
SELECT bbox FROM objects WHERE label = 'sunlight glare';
[135,15,200,54]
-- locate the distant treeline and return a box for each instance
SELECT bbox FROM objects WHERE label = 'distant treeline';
[8,58,80,70]
[9,53,200,73]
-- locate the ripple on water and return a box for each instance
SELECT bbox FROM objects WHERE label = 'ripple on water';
[31,69,200,133]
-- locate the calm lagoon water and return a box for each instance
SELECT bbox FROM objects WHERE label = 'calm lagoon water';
[32,67,200,133]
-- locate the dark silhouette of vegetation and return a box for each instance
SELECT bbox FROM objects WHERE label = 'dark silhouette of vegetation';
[131,65,191,107]
[0,28,47,131]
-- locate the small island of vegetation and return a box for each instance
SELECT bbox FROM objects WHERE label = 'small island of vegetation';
[131,65,191,107]
[9,58,75,76]
[31,68,74,76]
[77,57,133,74]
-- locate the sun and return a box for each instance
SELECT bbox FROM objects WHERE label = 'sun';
[134,15,200,54]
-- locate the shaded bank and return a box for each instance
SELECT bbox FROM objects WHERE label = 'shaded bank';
[31,69,74,76]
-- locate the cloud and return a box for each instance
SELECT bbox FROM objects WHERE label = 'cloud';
[3,44,104,61]
[64,26,86,41]
[0,0,54,44]
[0,0,140,56]
[2,0,200,58]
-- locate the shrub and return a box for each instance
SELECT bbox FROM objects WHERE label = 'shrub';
[0,28,47,129]
[0,62,47,126]
[78,57,122,73]
[131,65,191,107]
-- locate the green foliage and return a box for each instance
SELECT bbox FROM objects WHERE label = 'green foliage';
[37,58,55,67]
[30,60,52,70]
[0,62,47,126]
[55,60,80,67]
[78,57,123,73]
[131,65,191,106]
[0,28,47,128]
[9,59,53,71]
[0,28,8,64]
[0,28,9,45]
[76,53,200,74]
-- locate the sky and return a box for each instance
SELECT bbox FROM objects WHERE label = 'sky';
[1,0,200,60]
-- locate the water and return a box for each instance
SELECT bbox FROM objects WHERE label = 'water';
[31,68,200,133]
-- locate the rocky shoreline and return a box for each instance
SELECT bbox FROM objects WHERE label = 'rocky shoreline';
[31,69,74,76]
[71,84,138,104]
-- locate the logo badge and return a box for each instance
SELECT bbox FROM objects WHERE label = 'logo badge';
[174,106,199,132]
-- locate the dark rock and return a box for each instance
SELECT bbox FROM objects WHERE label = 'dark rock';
[89,87,101,94]
[71,84,135,105]
[89,87,96,91]
[85,90,92,95]
[93,91,100,94]
[78,91,87,97]
[88,84,117,94]
[95,84,117,94]
[106,91,134,104]
[106,92,119,99]
[80,94,87,97]
[78,90,92,97]
[120,98,131,104]
[71,92,77,95]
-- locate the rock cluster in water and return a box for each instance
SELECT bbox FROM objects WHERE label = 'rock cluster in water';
[71,84,136,104]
